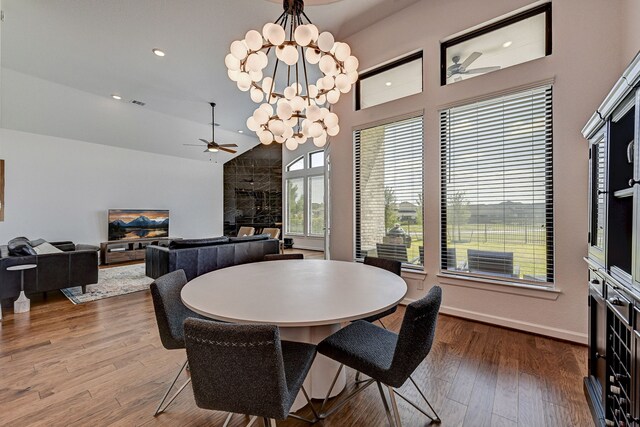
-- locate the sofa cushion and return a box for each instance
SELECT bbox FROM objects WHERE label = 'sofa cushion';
[33,242,64,255]
[8,240,37,256]
[30,238,47,247]
[8,237,30,246]
[228,234,270,243]
[169,237,229,250]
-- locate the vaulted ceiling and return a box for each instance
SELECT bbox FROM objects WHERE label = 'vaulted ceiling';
[0,0,421,161]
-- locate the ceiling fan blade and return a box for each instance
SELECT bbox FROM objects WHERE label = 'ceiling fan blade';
[461,51,482,70]
[218,144,239,147]
[199,139,210,144]
[184,144,206,146]
[219,147,237,154]
[465,66,501,74]
[204,149,210,153]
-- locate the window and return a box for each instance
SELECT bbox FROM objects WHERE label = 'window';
[356,51,423,110]
[441,3,551,85]
[355,115,424,268]
[284,150,326,237]
[286,177,305,234]
[440,85,554,284]
[309,151,325,168]
[287,157,304,171]
[309,175,325,236]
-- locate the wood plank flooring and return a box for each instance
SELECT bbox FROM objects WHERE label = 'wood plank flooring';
[0,262,592,426]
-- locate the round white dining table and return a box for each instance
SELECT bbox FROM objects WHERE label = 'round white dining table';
[181,259,407,410]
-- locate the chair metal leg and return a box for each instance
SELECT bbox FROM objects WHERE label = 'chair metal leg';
[154,359,190,416]
[246,416,258,427]
[222,413,233,427]
[270,420,277,427]
[391,377,441,423]
[319,378,375,419]
[377,382,397,427]
[387,385,403,427]
[408,376,441,423]
[320,363,344,413]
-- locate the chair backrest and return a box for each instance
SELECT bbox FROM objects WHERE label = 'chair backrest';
[364,256,401,276]
[375,243,408,263]
[264,253,304,261]
[262,227,281,239]
[388,286,442,387]
[467,249,513,276]
[150,269,194,350]
[237,226,255,237]
[184,319,290,419]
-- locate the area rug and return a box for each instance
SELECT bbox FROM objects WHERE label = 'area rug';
[61,263,153,304]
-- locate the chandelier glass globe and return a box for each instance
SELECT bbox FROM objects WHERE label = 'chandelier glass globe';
[226,0,358,150]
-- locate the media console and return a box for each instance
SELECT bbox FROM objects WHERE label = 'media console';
[100,237,172,265]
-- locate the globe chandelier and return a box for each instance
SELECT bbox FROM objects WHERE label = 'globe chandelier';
[225,0,359,151]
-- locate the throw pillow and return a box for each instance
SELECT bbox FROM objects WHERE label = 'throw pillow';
[33,242,63,255]
[7,241,37,256]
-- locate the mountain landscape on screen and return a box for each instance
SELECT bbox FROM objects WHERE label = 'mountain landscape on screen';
[108,209,169,241]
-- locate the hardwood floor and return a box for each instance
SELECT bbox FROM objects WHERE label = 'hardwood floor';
[0,280,591,426]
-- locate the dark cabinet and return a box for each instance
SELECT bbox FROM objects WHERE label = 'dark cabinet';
[584,53,640,427]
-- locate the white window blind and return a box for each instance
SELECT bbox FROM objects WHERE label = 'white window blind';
[440,86,554,284]
[355,115,424,268]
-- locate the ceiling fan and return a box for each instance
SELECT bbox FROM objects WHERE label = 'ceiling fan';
[184,102,238,154]
[446,52,501,82]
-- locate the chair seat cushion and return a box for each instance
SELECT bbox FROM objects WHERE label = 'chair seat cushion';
[358,305,398,323]
[281,340,316,408]
[318,321,399,385]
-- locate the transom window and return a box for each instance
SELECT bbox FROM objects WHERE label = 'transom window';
[440,85,554,284]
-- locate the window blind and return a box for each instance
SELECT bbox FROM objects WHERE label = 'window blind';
[355,115,424,268]
[440,86,554,284]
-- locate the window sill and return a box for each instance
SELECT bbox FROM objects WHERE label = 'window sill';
[436,273,561,300]
[402,269,427,280]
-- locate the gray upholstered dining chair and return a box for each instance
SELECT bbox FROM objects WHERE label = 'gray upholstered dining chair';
[149,269,208,416]
[183,319,320,425]
[263,253,304,261]
[360,256,401,326]
[317,286,443,426]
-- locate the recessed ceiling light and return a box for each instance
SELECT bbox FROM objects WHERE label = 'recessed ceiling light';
[502,41,513,48]
[152,48,166,57]
[111,94,122,100]
[385,82,392,87]
[238,130,244,133]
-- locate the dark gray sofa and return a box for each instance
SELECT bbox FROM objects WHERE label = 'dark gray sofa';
[0,239,99,301]
[145,235,279,281]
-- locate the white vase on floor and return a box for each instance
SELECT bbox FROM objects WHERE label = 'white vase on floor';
[14,291,30,313]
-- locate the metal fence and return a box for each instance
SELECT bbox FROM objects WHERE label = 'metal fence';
[447,223,548,245]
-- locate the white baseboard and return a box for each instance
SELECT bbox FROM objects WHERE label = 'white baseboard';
[401,297,587,344]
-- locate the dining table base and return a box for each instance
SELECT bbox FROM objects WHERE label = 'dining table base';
[280,323,346,412]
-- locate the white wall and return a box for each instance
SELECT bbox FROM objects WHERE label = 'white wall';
[0,128,223,245]
[328,0,628,342]
[621,0,640,68]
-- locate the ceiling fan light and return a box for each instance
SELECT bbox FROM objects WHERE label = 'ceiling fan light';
[245,30,264,51]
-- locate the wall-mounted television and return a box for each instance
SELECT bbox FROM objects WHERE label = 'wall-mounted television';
[108,209,169,241]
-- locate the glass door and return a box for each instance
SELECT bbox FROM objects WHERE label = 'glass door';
[589,128,607,266]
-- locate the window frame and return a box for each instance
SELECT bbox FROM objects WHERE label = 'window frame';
[353,113,425,271]
[284,150,326,238]
[439,85,555,285]
[355,51,423,111]
[440,3,552,86]
[286,156,305,172]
